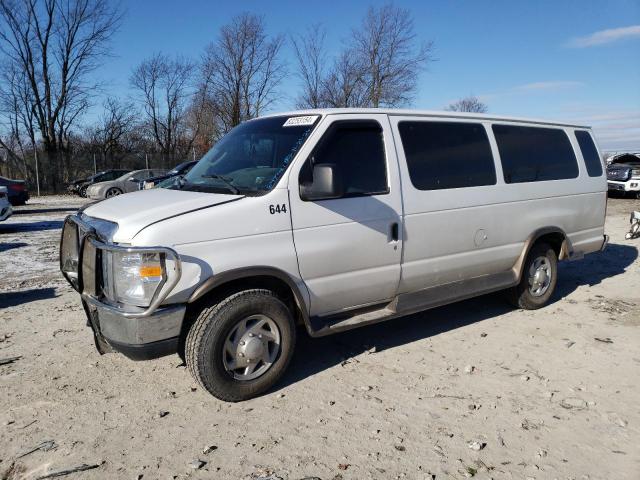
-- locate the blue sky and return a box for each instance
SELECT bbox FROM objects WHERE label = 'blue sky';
[94,0,640,151]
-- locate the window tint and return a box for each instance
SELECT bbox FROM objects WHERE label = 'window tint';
[492,125,578,183]
[131,172,148,181]
[398,121,496,190]
[301,121,388,198]
[575,130,603,177]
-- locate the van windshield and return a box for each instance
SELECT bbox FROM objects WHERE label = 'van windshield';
[179,115,320,195]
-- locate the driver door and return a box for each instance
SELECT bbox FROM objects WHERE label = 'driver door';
[289,114,403,317]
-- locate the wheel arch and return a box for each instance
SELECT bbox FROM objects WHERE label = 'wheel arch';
[512,227,571,282]
[186,267,312,333]
[105,186,123,196]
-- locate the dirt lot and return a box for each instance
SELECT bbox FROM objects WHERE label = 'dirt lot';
[1,195,639,480]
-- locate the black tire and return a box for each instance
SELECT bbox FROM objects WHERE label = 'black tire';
[508,242,558,310]
[79,186,88,198]
[105,187,122,198]
[185,289,296,402]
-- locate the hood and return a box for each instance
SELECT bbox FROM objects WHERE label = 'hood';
[83,188,243,242]
[88,180,110,190]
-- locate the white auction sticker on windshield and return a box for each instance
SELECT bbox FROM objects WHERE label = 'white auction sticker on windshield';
[283,115,319,127]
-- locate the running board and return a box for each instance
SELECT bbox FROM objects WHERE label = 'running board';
[308,271,517,337]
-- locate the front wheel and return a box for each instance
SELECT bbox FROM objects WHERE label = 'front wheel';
[185,289,296,401]
[105,187,122,198]
[508,242,558,309]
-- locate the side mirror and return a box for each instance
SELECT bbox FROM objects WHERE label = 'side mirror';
[300,163,343,201]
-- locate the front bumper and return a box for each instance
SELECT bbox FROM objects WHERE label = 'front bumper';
[83,298,185,360]
[86,190,102,199]
[608,180,640,192]
[61,214,184,360]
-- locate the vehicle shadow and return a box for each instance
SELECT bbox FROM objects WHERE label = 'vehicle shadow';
[0,242,28,253]
[555,243,638,298]
[279,293,511,391]
[0,287,58,308]
[0,220,63,233]
[277,242,638,391]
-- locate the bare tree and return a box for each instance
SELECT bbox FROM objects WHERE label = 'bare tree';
[0,64,31,175]
[446,96,488,113]
[291,24,327,109]
[202,13,286,132]
[320,50,368,108]
[87,97,137,168]
[186,85,220,155]
[0,0,123,191]
[350,3,433,107]
[130,53,196,164]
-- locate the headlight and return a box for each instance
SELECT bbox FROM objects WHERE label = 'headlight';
[631,168,640,179]
[102,251,165,307]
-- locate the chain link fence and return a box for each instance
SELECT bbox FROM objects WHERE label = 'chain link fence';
[0,150,198,195]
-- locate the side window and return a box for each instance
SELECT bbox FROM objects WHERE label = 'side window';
[398,121,496,190]
[300,121,388,198]
[575,130,603,177]
[492,124,579,183]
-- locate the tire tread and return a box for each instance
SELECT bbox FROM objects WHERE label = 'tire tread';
[185,289,293,401]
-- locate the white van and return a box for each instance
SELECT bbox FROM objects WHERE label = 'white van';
[60,109,608,401]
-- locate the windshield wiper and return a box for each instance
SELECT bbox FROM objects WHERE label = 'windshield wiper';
[201,174,240,194]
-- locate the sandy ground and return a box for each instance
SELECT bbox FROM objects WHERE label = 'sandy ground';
[0,194,639,480]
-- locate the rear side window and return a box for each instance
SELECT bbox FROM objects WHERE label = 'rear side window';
[301,121,388,197]
[493,125,578,183]
[575,130,603,177]
[398,121,496,190]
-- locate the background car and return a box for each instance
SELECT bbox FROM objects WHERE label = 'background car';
[86,169,167,199]
[68,169,131,197]
[0,186,12,221]
[0,176,29,205]
[606,153,640,198]
[142,160,197,189]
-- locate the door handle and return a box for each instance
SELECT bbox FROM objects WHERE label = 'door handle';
[390,222,399,241]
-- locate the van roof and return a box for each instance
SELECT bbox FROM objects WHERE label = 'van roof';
[263,108,590,129]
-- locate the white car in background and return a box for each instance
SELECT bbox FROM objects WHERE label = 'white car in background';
[0,186,12,221]
[86,169,167,200]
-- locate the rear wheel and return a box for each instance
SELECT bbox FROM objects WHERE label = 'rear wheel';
[508,242,558,309]
[185,289,296,401]
[79,186,88,197]
[105,187,122,198]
